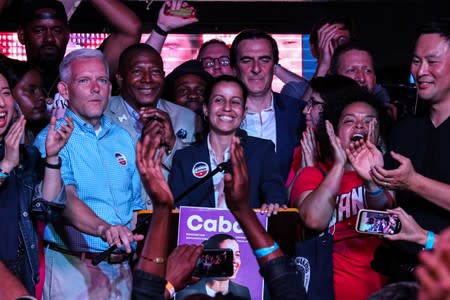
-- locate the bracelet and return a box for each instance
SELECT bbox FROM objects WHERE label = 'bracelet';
[0,167,9,177]
[254,242,280,259]
[45,157,62,169]
[425,231,435,250]
[366,186,384,197]
[165,281,176,298]
[154,24,168,36]
[165,145,172,156]
[140,255,166,264]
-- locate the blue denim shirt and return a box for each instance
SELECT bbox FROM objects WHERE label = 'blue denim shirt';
[10,144,65,293]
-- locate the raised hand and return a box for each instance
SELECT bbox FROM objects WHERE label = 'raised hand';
[346,139,383,182]
[223,136,250,213]
[0,116,26,172]
[317,23,337,64]
[346,119,383,183]
[45,116,74,158]
[326,120,346,167]
[136,134,174,208]
[166,244,203,291]
[300,126,317,168]
[383,207,427,244]
[367,117,378,146]
[417,227,450,300]
[157,0,198,32]
[371,151,417,190]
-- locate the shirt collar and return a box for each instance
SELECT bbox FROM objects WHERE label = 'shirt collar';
[245,93,275,114]
[207,134,231,164]
[65,109,112,137]
[123,100,140,124]
[122,97,162,120]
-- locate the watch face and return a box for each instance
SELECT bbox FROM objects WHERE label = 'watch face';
[154,257,165,264]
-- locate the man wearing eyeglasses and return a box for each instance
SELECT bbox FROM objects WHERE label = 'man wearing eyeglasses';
[197,39,235,77]
[105,43,196,209]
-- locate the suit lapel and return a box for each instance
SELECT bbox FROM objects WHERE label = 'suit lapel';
[108,97,137,141]
[191,141,215,208]
[273,93,288,152]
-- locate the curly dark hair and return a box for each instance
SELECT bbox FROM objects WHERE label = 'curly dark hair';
[316,85,391,163]
[310,75,361,104]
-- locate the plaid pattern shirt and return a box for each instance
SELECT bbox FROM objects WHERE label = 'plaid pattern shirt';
[34,109,144,252]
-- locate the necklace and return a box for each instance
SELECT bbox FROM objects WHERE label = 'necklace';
[43,74,60,105]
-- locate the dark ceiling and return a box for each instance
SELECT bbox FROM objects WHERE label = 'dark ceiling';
[1,0,448,83]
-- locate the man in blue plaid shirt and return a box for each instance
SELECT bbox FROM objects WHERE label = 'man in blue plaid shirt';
[34,48,145,300]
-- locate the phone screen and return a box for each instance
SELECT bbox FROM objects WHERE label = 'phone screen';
[356,210,401,235]
[164,7,194,18]
[192,248,234,278]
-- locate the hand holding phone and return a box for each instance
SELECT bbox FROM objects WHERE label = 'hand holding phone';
[192,248,234,278]
[164,6,196,18]
[356,209,401,235]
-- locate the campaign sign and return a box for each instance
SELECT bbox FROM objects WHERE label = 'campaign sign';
[176,206,267,300]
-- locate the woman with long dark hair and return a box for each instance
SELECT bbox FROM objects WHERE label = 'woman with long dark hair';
[0,71,73,295]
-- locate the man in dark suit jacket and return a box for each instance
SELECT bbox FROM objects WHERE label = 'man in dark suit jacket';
[169,131,287,208]
[230,29,305,182]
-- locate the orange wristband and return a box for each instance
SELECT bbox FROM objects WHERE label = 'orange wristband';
[165,280,175,298]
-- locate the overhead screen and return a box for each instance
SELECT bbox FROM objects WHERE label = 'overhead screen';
[0,32,316,92]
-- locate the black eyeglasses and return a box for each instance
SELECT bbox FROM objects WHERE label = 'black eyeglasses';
[306,98,325,108]
[199,56,231,68]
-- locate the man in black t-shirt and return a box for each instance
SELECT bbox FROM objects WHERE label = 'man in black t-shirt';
[370,18,450,281]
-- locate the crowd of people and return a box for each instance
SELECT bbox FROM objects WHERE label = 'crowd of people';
[0,0,449,299]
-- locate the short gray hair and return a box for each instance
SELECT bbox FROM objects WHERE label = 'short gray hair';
[59,48,109,82]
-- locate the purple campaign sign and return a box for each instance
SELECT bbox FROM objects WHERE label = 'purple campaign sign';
[177,206,268,300]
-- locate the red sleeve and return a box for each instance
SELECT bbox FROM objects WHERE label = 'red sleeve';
[285,146,302,187]
[289,166,325,207]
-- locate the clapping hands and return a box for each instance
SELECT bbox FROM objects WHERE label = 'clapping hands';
[136,134,174,208]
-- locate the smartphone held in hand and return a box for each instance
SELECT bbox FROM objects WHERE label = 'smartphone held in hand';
[192,248,234,278]
[164,6,195,18]
[356,209,401,235]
